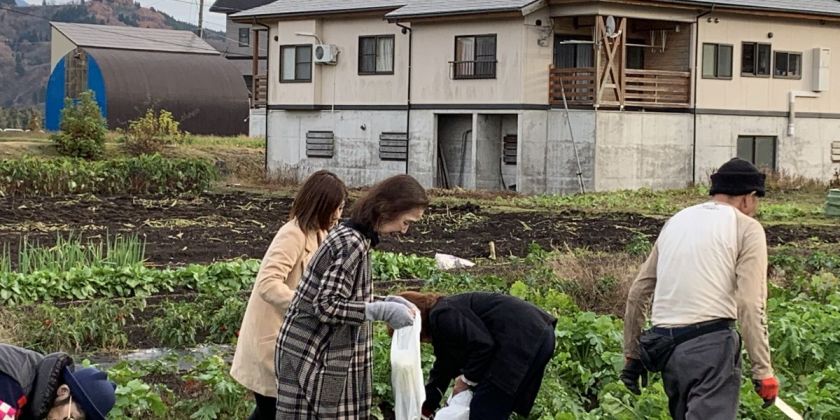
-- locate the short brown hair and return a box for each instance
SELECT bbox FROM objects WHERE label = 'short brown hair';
[349,175,429,228]
[399,291,443,341]
[290,170,347,234]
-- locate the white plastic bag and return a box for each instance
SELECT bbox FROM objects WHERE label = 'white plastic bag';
[434,390,472,420]
[435,253,476,270]
[391,312,425,420]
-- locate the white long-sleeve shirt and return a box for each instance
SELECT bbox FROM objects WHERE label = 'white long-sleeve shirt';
[624,202,773,379]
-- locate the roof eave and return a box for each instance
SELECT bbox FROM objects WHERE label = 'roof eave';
[231,6,401,21]
[648,0,840,19]
[385,8,525,22]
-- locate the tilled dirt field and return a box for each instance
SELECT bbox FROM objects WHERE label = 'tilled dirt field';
[1,192,838,265]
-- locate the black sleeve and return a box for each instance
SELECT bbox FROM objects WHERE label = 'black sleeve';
[422,345,458,413]
[434,307,495,384]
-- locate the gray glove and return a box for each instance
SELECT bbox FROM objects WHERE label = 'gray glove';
[365,301,414,330]
[384,295,418,312]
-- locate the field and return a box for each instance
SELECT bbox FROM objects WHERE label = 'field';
[2,132,840,419]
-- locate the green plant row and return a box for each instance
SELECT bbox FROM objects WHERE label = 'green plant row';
[0,154,218,197]
[0,259,259,305]
[1,233,146,275]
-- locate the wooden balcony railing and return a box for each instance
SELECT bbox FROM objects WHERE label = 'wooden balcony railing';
[624,69,691,108]
[252,75,267,108]
[549,67,690,109]
[549,67,596,106]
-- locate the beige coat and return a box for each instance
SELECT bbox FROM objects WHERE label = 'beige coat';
[230,219,325,396]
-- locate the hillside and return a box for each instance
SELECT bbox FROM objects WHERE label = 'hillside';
[0,0,226,108]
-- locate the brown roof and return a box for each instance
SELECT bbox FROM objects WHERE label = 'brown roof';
[51,22,219,55]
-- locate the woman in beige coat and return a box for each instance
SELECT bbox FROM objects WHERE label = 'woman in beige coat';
[230,170,347,420]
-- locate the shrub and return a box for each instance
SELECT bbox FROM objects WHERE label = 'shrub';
[121,108,184,156]
[51,91,107,159]
[0,155,218,197]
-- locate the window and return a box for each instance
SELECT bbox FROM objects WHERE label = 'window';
[554,35,594,68]
[702,43,733,79]
[280,45,312,83]
[737,136,776,170]
[359,35,395,75]
[774,51,802,79]
[454,35,497,79]
[741,42,771,77]
[626,40,645,70]
[238,28,250,47]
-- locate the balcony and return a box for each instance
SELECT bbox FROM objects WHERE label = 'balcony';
[548,15,692,110]
[549,67,691,109]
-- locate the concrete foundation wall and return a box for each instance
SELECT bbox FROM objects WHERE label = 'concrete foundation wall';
[249,108,266,138]
[518,110,596,194]
[695,114,840,183]
[595,111,693,191]
[266,109,422,187]
[475,115,503,190]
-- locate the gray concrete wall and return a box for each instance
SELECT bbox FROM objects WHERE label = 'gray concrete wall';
[249,108,266,138]
[475,114,504,190]
[501,115,518,190]
[595,111,693,191]
[267,109,425,187]
[695,114,840,183]
[518,110,596,194]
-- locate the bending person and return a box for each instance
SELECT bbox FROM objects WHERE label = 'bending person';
[275,174,429,419]
[231,170,347,420]
[0,343,116,420]
[400,291,557,420]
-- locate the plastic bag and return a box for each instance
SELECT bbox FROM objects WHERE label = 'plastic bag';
[435,390,472,420]
[391,312,425,420]
[435,253,476,270]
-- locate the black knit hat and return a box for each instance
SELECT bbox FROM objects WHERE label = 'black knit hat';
[709,158,766,197]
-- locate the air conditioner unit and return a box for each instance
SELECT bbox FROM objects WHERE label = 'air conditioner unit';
[313,44,339,65]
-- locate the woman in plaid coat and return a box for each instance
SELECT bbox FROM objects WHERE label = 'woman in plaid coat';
[275,175,429,419]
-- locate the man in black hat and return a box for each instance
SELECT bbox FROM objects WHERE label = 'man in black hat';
[0,343,116,420]
[620,158,779,419]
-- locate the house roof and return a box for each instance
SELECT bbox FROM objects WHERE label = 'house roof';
[385,0,540,20]
[232,0,840,21]
[50,22,219,55]
[209,0,274,14]
[663,0,840,17]
[231,0,405,19]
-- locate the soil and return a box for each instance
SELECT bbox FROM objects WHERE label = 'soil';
[1,192,838,266]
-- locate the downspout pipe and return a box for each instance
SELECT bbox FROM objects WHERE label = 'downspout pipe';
[396,22,412,175]
[254,18,271,174]
[788,91,819,136]
[692,5,713,184]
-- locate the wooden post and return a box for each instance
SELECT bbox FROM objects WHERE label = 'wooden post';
[594,16,602,108]
[619,17,627,108]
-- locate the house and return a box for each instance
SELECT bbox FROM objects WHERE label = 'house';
[209,0,271,136]
[46,22,249,136]
[232,0,840,193]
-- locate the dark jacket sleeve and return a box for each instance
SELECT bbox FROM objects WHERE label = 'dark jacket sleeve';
[422,345,459,412]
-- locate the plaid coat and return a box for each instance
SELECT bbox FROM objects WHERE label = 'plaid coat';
[275,224,374,419]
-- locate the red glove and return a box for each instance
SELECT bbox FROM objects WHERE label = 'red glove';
[754,377,779,406]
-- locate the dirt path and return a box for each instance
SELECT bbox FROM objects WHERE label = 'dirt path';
[1,192,838,265]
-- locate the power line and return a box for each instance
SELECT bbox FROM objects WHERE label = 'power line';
[0,5,264,57]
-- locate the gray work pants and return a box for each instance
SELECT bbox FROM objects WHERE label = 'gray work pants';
[662,329,741,420]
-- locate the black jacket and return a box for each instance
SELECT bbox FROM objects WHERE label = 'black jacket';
[423,292,556,412]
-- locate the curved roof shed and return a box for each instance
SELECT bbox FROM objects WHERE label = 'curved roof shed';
[46,23,249,135]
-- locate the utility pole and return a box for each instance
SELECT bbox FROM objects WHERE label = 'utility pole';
[197,0,204,38]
